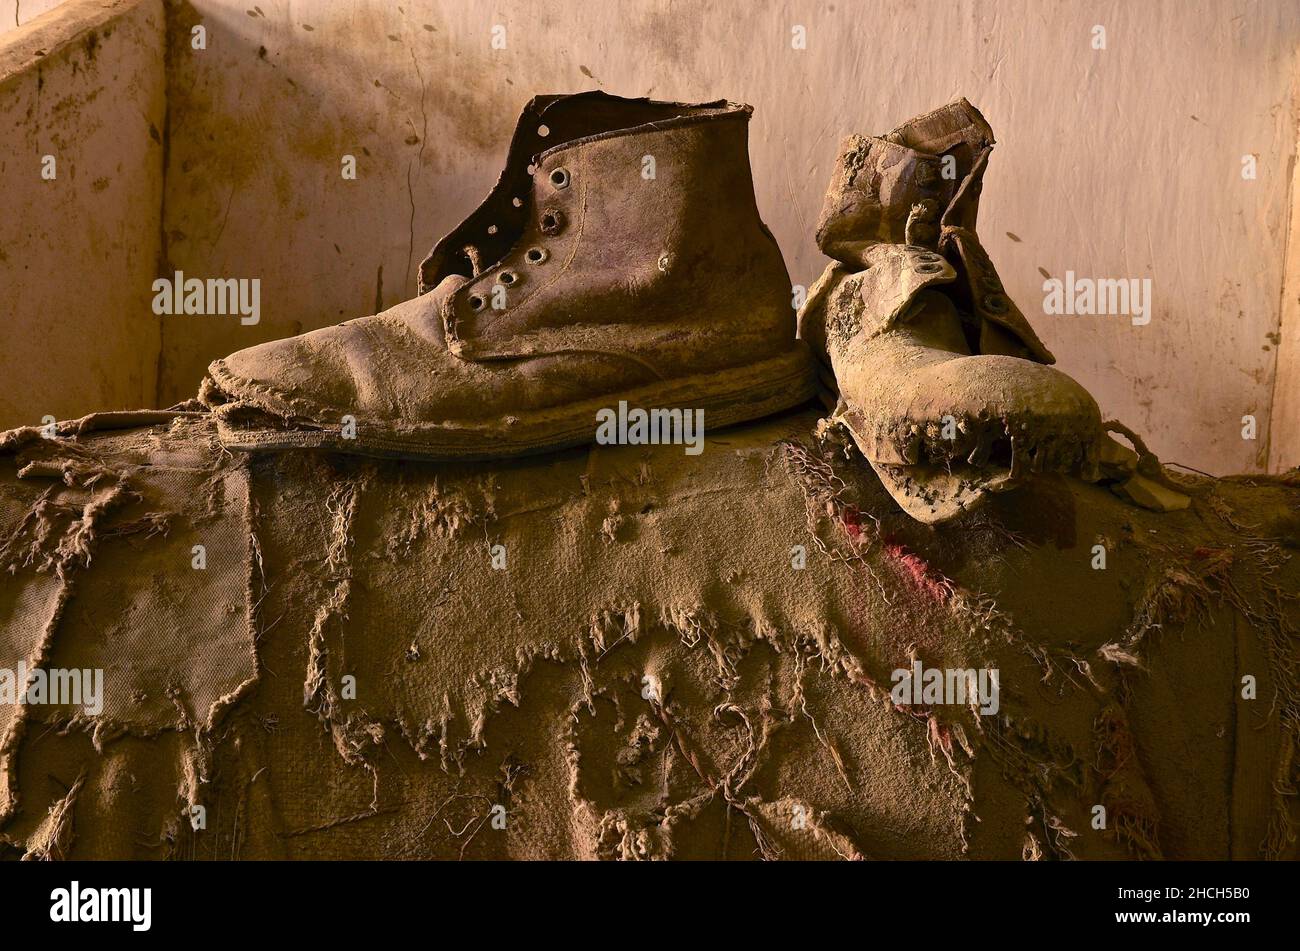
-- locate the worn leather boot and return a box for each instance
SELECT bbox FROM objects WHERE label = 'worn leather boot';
[202,92,813,459]
[798,99,1103,523]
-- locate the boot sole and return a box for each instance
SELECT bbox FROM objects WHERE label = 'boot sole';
[212,345,817,461]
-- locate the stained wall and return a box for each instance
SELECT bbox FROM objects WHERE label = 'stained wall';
[0,0,165,428]
[2,0,1298,473]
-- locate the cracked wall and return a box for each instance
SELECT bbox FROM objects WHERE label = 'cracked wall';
[0,0,69,38]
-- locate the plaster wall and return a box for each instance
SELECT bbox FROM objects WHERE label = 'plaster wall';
[157,0,1300,474]
[1,0,1297,473]
[0,0,71,37]
[0,0,164,429]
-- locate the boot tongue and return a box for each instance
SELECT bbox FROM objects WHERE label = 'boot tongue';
[887,98,995,232]
[883,98,993,185]
[815,100,998,265]
[885,98,994,167]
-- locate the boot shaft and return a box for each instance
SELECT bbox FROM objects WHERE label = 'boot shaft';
[433,93,794,366]
[420,92,785,296]
[420,92,720,290]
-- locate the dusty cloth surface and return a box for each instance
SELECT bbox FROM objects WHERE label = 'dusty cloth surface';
[0,408,1296,860]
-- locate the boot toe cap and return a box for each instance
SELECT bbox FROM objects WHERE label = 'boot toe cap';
[843,352,1103,466]
[887,354,1095,426]
[208,329,358,419]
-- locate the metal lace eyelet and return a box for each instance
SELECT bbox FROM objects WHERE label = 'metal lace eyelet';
[525,247,548,265]
[549,167,570,189]
[468,294,485,311]
[499,270,519,286]
[983,293,1009,314]
[540,209,565,235]
[916,262,944,274]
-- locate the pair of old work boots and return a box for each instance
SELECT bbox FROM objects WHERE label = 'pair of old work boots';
[201,91,1108,524]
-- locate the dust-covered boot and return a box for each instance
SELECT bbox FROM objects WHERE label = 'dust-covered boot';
[202,92,813,460]
[798,99,1103,523]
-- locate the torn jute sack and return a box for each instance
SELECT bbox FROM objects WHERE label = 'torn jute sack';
[0,408,1296,860]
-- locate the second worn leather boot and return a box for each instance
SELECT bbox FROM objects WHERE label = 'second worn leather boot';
[799,99,1103,523]
[202,92,813,460]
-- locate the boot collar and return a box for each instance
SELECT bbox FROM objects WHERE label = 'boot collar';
[534,98,749,162]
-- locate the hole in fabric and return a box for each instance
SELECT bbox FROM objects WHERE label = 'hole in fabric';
[526,247,547,264]
[983,294,1008,314]
[499,270,518,285]
[549,167,570,188]
[469,295,485,311]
